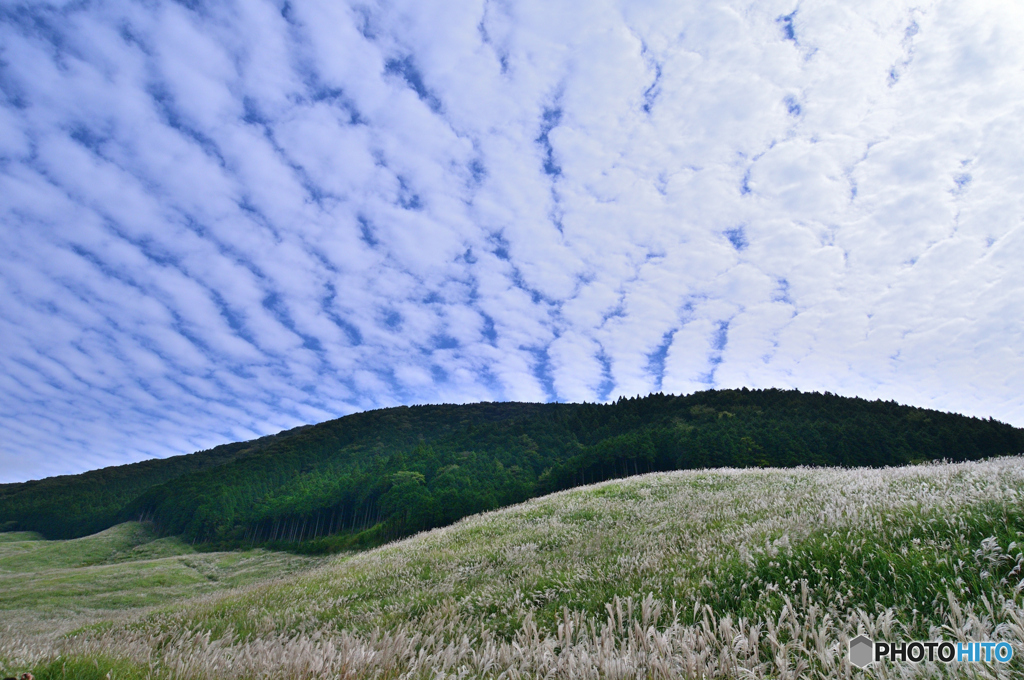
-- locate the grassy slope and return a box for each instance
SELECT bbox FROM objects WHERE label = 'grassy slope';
[177,458,1024,637]
[0,522,325,637]
[2,459,1024,678]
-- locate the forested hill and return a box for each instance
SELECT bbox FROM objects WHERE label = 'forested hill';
[0,426,313,538]
[2,389,1022,551]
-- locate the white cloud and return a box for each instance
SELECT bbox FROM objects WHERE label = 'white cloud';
[1,0,1022,481]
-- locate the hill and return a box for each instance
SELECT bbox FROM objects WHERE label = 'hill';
[3,457,1024,678]
[0,521,323,642]
[2,389,1022,551]
[0,429,305,539]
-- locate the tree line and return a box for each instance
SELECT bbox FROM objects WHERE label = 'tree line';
[2,389,1022,552]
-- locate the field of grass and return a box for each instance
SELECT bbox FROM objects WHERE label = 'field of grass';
[0,522,326,639]
[3,457,1024,678]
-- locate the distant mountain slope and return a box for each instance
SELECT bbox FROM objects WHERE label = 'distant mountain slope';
[0,402,554,540]
[2,389,1022,549]
[0,436,276,539]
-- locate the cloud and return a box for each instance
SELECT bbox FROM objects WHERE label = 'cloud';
[1,0,1023,482]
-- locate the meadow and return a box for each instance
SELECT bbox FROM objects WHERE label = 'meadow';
[0,524,326,641]
[3,457,1024,679]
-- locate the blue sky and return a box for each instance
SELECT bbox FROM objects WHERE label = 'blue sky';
[2,0,1023,483]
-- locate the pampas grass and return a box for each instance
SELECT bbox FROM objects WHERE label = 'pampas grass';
[4,457,1024,678]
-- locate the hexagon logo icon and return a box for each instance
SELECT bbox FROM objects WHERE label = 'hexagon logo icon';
[850,635,874,668]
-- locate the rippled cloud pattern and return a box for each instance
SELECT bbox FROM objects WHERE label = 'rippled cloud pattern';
[2,0,1023,481]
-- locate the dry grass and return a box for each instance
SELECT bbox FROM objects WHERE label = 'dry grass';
[3,457,1024,678]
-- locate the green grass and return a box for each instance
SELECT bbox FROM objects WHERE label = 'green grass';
[22,654,152,680]
[146,460,1024,640]
[700,500,1024,635]
[4,459,1024,679]
[0,522,326,618]
[0,531,43,543]
[0,522,185,572]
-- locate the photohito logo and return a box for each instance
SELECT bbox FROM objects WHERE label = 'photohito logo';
[849,635,1014,668]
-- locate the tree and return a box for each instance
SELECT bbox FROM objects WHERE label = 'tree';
[379,471,436,532]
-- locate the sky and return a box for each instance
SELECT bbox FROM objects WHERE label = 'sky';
[1,0,1023,483]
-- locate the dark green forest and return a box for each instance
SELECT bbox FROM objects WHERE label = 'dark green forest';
[2,389,1022,553]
